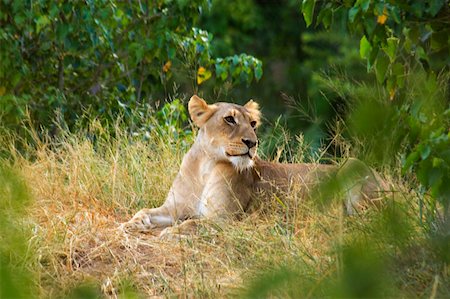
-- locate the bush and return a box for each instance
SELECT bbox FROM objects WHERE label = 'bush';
[0,0,262,131]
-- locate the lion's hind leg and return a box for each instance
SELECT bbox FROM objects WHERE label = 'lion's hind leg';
[120,207,174,232]
[339,158,390,215]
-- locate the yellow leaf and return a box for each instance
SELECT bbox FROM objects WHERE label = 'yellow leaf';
[197,67,211,85]
[377,7,388,25]
[162,61,172,72]
[197,67,206,75]
[389,88,396,101]
[0,86,5,96]
[377,14,387,24]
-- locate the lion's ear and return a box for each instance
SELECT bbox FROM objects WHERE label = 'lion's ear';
[188,95,216,127]
[244,99,261,124]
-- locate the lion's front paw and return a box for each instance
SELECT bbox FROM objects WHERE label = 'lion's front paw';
[120,209,154,233]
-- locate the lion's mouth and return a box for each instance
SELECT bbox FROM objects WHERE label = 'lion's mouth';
[226,152,255,172]
[226,152,253,159]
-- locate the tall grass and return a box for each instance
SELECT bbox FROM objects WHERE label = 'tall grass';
[1,100,448,298]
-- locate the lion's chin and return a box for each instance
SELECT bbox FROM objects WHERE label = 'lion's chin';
[228,156,254,172]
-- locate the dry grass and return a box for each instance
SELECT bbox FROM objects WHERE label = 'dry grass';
[3,121,447,298]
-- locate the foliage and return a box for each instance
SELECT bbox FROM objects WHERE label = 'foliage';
[129,97,194,148]
[400,72,450,227]
[301,0,450,218]
[200,0,310,117]
[0,164,35,298]
[0,0,262,130]
[302,0,449,93]
[201,0,374,152]
[173,27,262,86]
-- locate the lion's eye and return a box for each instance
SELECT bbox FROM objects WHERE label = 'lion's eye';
[224,116,236,125]
[250,121,257,128]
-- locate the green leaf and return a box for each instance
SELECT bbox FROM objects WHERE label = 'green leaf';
[392,63,405,88]
[317,7,332,28]
[427,0,445,17]
[359,0,370,12]
[363,17,377,37]
[215,62,228,81]
[416,46,428,61]
[167,47,176,59]
[36,15,51,33]
[49,4,59,18]
[403,151,420,173]
[411,2,424,17]
[384,37,399,62]
[14,14,25,26]
[408,26,420,43]
[420,145,431,160]
[220,71,228,81]
[302,0,316,27]
[360,35,372,59]
[56,24,70,41]
[432,157,444,168]
[348,6,360,23]
[431,30,448,50]
[375,53,389,83]
[232,66,242,78]
[392,63,403,76]
[368,44,379,70]
[254,62,263,81]
[429,167,443,192]
[374,3,385,15]
[390,6,401,23]
[232,55,239,65]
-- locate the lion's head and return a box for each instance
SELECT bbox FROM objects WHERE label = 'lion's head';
[188,95,261,172]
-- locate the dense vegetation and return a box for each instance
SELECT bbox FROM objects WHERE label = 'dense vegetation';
[1,0,449,298]
[0,0,261,131]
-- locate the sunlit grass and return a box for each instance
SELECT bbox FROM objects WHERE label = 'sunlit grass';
[1,112,448,298]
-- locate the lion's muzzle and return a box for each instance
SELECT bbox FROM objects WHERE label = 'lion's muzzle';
[225,140,258,159]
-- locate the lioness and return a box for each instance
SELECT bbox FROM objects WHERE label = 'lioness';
[122,95,389,233]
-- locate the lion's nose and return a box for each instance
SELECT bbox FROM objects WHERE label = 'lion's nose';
[242,138,257,149]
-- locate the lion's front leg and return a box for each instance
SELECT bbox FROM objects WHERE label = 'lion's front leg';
[197,163,252,219]
[120,206,174,232]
